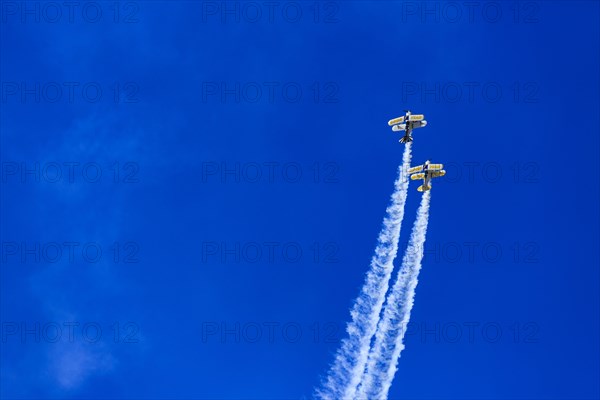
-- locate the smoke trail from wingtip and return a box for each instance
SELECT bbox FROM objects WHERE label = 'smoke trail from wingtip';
[316,144,413,400]
[356,191,431,400]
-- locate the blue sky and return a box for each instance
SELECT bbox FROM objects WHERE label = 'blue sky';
[1,1,599,399]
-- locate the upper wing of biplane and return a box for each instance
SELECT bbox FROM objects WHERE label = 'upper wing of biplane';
[388,116,405,126]
[407,165,424,174]
[427,163,444,171]
[407,114,425,121]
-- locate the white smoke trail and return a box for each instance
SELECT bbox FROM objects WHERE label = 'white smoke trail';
[356,191,431,400]
[316,144,412,400]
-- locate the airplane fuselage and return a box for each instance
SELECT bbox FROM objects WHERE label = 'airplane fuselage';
[389,110,426,144]
[401,113,414,142]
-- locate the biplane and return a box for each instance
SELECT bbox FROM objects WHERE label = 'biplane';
[387,110,427,143]
[407,160,445,192]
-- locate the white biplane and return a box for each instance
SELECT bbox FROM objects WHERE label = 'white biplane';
[407,160,445,192]
[387,110,427,143]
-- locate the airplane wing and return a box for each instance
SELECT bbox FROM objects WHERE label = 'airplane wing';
[408,114,425,121]
[411,120,427,129]
[431,170,446,178]
[407,165,424,174]
[428,163,444,171]
[388,116,405,126]
[410,173,425,180]
[392,124,406,132]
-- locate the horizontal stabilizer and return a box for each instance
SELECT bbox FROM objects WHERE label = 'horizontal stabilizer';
[417,184,431,192]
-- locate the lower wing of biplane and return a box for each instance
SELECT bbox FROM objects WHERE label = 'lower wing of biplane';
[391,121,428,132]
